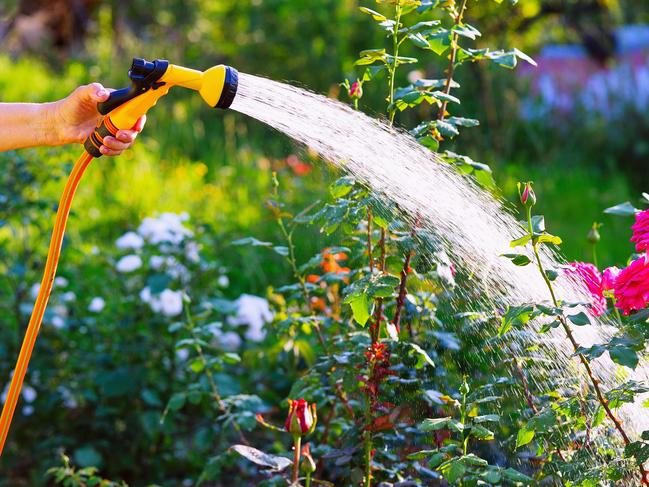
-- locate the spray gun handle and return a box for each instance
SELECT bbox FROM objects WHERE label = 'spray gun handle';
[84,58,171,157]
[97,58,169,114]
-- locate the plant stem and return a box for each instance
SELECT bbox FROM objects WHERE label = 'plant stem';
[367,208,374,273]
[273,175,329,353]
[437,0,468,122]
[184,305,248,445]
[392,249,413,331]
[388,4,403,124]
[292,435,302,484]
[526,212,648,484]
[364,400,373,487]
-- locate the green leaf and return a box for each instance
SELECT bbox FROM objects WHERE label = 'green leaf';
[356,49,387,66]
[446,459,466,483]
[272,246,289,257]
[501,253,531,266]
[426,29,452,55]
[358,7,387,21]
[435,120,460,137]
[470,424,494,440]
[604,201,639,216]
[535,233,562,246]
[568,312,591,326]
[329,176,356,198]
[516,427,535,448]
[73,446,103,468]
[499,304,535,337]
[452,24,481,40]
[419,134,439,151]
[510,234,531,248]
[406,449,439,460]
[230,444,292,472]
[609,345,639,369]
[346,293,372,326]
[167,392,186,411]
[408,343,435,368]
[420,417,452,431]
[231,237,273,248]
[408,32,430,49]
[531,215,545,233]
[625,441,649,465]
[446,116,479,127]
[502,468,533,482]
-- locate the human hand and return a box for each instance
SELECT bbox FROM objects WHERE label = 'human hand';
[50,83,146,156]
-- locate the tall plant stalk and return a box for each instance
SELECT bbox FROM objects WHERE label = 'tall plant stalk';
[525,207,648,484]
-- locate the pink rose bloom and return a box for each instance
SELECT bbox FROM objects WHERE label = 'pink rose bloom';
[602,266,620,291]
[613,257,649,315]
[630,209,649,253]
[565,262,606,316]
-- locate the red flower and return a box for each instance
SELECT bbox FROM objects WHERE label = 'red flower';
[321,248,350,275]
[286,154,312,176]
[613,257,649,315]
[349,80,363,99]
[602,266,620,291]
[565,262,606,316]
[631,209,649,253]
[285,398,317,437]
[518,181,536,207]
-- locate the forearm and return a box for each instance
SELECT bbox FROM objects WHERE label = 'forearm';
[0,102,59,151]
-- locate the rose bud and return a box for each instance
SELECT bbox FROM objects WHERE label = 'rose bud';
[285,398,317,437]
[587,222,601,244]
[301,442,317,474]
[349,80,363,100]
[517,181,536,208]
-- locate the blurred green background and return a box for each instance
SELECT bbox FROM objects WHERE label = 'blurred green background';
[1,0,647,269]
[1,0,649,483]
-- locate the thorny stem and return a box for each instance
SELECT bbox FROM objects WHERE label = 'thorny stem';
[292,435,302,484]
[525,208,648,484]
[437,0,468,122]
[184,305,248,445]
[392,249,413,331]
[371,228,388,344]
[273,174,329,353]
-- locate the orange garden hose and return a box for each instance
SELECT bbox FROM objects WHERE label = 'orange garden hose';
[0,150,95,455]
[0,57,238,457]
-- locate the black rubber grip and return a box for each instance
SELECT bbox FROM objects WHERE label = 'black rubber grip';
[216,66,239,109]
[83,117,118,158]
[97,58,169,115]
[97,87,138,115]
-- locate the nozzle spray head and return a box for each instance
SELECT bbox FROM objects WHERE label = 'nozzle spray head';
[198,65,239,109]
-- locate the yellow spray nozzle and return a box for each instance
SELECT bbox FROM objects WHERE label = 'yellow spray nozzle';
[83,58,238,157]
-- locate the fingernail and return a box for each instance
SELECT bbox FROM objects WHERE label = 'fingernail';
[100,146,107,153]
[97,89,108,98]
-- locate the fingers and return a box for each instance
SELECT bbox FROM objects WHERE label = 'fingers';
[100,127,141,156]
[76,82,110,103]
[133,115,147,133]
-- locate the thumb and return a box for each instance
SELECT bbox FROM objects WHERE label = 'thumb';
[78,82,110,103]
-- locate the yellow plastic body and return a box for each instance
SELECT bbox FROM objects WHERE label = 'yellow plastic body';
[109,64,228,130]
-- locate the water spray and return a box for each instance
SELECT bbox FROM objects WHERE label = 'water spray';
[0,58,239,455]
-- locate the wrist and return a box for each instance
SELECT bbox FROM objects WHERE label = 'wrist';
[39,101,65,146]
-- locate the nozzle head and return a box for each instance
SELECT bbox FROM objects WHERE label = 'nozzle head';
[198,65,239,109]
[216,66,238,109]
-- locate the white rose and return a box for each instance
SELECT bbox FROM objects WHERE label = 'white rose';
[88,297,105,313]
[158,289,183,317]
[116,254,142,273]
[116,231,144,250]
